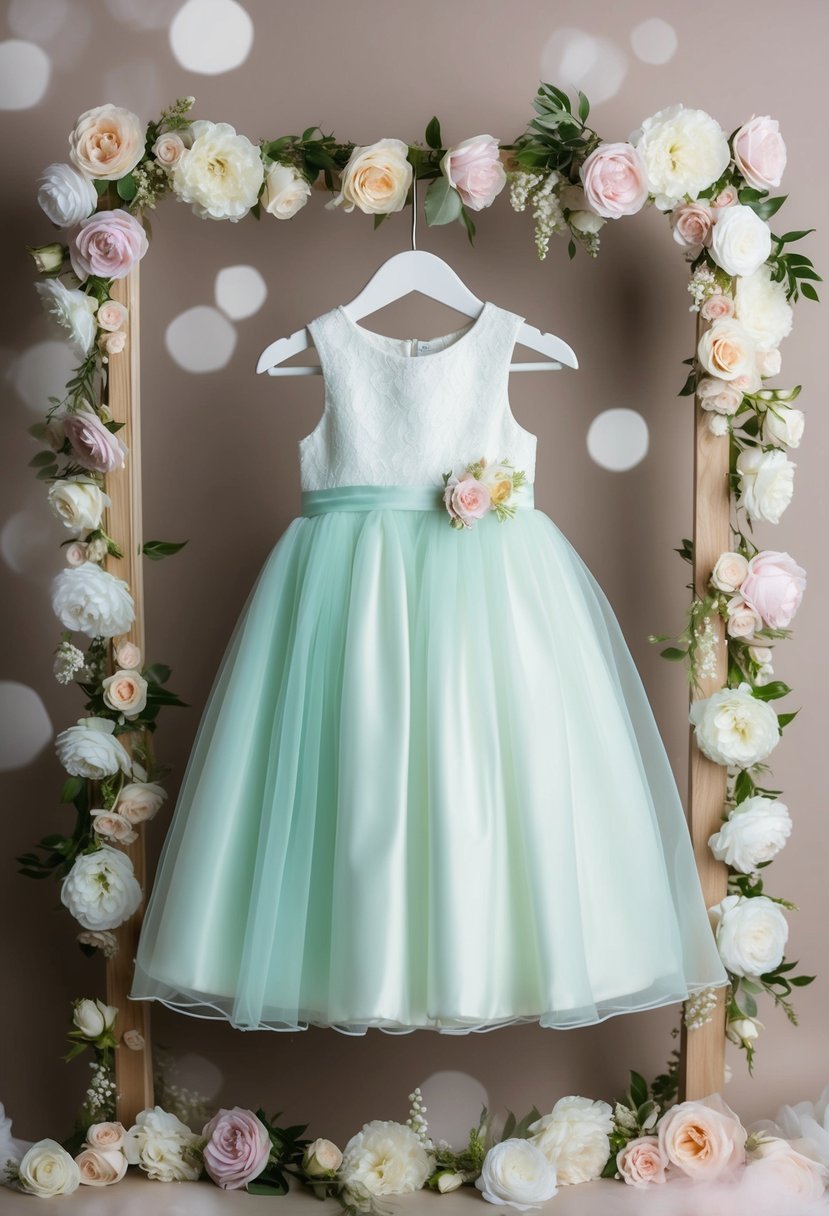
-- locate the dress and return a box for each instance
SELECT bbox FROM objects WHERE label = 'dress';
[129,299,728,1034]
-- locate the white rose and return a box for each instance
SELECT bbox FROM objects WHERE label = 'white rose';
[51,561,135,638]
[690,682,780,768]
[85,1122,126,1152]
[115,780,167,824]
[328,138,412,215]
[747,1136,828,1201]
[736,448,795,524]
[529,1096,613,1185]
[476,1139,558,1211]
[436,1171,464,1192]
[762,404,805,449]
[340,1121,431,1199]
[37,162,98,228]
[710,894,788,977]
[61,845,143,931]
[629,104,730,210]
[709,205,772,277]
[756,348,782,378]
[35,279,98,359]
[707,413,729,436]
[124,1107,201,1182]
[748,644,773,666]
[262,162,312,219]
[697,318,757,382]
[733,265,794,349]
[711,551,749,593]
[172,120,264,221]
[72,997,117,1038]
[303,1137,343,1176]
[18,1139,81,1197]
[75,1145,127,1186]
[725,596,763,638]
[726,1016,763,1047]
[55,716,132,779]
[91,809,138,844]
[47,478,110,534]
[709,796,792,873]
[697,376,744,415]
[559,185,605,234]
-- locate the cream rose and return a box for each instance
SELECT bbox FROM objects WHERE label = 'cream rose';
[616,1136,667,1188]
[340,1120,431,1200]
[476,1139,558,1210]
[152,131,187,169]
[697,376,744,415]
[18,1139,81,1197]
[73,997,118,1038]
[710,893,789,977]
[114,780,167,824]
[709,204,772,277]
[91,809,138,844]
[85,1122,126,1152]
[698,318,757,382]
[328,138,412,215]
[76,929,118,957]
[709,796,792,874]
[102,668,148,717]
[172,120,264,221]
[733,116,787,192]
[736,448,795,524]
[700,292,735,321]
[262,162,312,219]
[61,845,143,930]
[115,639,141,669]
[629,104,730,210]
[734,265,794,350]
[35,279,98,359]
[708,414,729,436]
[38,162,98,228]
[529,1096,613,1185]
[55,716,133,779]
[657,1095,747,1180]
[51,562,135,638]
[440,135,507,211]
[75,1146,127,1186]
[122,1029,145,1050]
[96,300,128,332]
[689,682,780,768]
[710,550,749,593]
[762,404,804,449]
[725,596,763,639]
[47,477,110,534]
[303,1138,343,1176]
[757,347,782,378]
[69,104,145,181]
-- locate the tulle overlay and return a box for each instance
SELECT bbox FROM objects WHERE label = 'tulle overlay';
[130,498,727,1033]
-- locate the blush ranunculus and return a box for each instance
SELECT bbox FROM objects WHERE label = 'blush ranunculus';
[201,1107,271,1190]
[733,116,787,192]
[739,550,806,629]
[579,142,648,219]
[70,209,149,282]
[440,135,507,211]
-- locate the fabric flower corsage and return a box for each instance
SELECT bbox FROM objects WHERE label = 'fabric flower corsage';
[442,457,526,529]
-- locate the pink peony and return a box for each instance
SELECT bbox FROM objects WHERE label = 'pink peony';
[444,477,492,527]
[63,405,127,473]
[201,1107,271,1190]
[740,550,806,629]
[440,136,506,211]
[616,1136,668,1188]
[733,116,787,192]
[579,142,649,219]
[70,210,148,282]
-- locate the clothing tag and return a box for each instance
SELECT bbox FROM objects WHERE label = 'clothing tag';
[415,341,431,357]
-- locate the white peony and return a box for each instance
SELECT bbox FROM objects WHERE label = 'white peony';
[476,1139,558,1211]
[328,138,413,215]
[340,1120,431,1201]
[708,796,792,873]
[114,780,167,824]
[697,318,757,382]
[61,845,143,931]
[51,561,135,638]
[752,1084,829,1169]
[18,1139,81,1197]
[709,205,772,278]
[529,1096,613,1185]
[762,404,805,449]
[736,448,795,524]
[35,279,98,359]
[734,265,794,350]
[171,120,264,221]
[124,1106,201,1182]
[689,682,780,768]
[629,104,730,210]
[72,997,118,1039]
[55,716,133,779]
[38,163,98,228]
[262,162,312,218]
[709,894,788,978]
[47,477,110,534]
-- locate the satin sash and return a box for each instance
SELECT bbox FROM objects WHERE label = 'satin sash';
[301,482,535,516]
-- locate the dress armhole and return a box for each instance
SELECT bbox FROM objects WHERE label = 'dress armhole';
[502,312,538,448]
[297,316,330,450]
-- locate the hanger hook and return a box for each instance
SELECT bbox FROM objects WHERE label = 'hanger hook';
[411,172,417,251]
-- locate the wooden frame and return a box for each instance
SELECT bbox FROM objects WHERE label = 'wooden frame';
[103,277,730,1121]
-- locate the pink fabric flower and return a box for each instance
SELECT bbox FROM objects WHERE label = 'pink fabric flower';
[733,116,787,192]
[444,477,492,527]
[616,1136,668,1188]
[70,210,148,282]
[579,142,649,219]
[63,406,127,473]
[740,550,806,629]
[440,136,506,211]
[201,1107,271,1190]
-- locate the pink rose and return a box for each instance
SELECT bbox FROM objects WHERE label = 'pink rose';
[152,132,187,169]
[96,300,128,332]
[671,201,714,249]
[444,477,492,527]
[700,292,735,321]
[579,142,648,219]
[75,1146,127,1186]
[733,116,787,192]
[65,541,88,567]
[712,185,739,209]
[740,550,806,629]
[63,405,127,473]
[70,210,148,282]
[657,1094,747,1181]
[440,136,506,211]
[201,1107,271,1190]
[616,1136,667,1188]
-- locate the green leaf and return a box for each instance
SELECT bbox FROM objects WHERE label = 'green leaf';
[790,975,816,987]
[246,1176,288,1196]
[116,175,138,202]
[567,239,576,260]
[751,680,790,701]
[60,776,84,803]
[628,1071,649,1109]
[753,194,787,220]
[577,90,590,122]
[800,282,820,302]
[372,212,388,230]
[776,229,815,243]
[678,368,697,397]
[300,126,319,142]
[92,179,109,196]
[793,267,822,281]
[660,647,687,661]
[777,710,799,729]
[424,176,462,226]
[459,204,476,246]
[141,539,188,561]
[143,663,171,685]
[737,186,765,203]
[29,450,58,467]
[501,1112,516,1141]
[35,465,57,480]
[425,116,442,150]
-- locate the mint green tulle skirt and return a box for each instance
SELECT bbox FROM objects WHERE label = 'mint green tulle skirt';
[129,485,727,1033]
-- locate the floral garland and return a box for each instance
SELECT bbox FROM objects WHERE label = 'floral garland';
[20,87,817,1101]
[2,1001,827,1205]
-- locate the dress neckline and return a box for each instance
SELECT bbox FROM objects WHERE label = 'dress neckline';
[335,300,494,363]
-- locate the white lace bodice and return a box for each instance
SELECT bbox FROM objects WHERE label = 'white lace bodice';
[300,301,537,491]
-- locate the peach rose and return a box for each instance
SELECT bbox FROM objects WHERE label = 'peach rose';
[579,141,648,219]
[115,640,141,669]
[726,596,763,639]
[710,550,749,593]
[700,292,735,321]
[102,668,148,717]
[152,132,187,169]
[86,1123,126,1152]
[70,210,148,282]
[69,104,145,181]
[696,376,744,415]
[740,550,806,629]
[328,138,412,215]
[114,781,167,824]
[671,201,714,249]
[697,318,757,382]
[657,1095,747,1180]
[75,1146,127,1186]
[96,300,128,332]
[440,135,507,211]
[444,477,492,527]
[733,116,787,192]
[616,1137,667,1188]
[91,809,138,844]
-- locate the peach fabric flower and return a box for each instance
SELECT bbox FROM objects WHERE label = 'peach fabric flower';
[63,405,127,473]
[440,136,507,211]
[616,1136,667,1188]
[657,1094,747,1180]
[201,1107,271,1190]
[579,142,648,219]
[69,104,145,181]
[740,550,806,629]
[70,210,148,282]
[444,477,492,527]
[733,116,787,191]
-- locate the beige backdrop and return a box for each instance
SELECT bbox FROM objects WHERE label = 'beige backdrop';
[1,0,826,1148]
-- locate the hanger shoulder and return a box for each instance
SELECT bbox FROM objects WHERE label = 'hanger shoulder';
[256,325,315,375]
[515,320,579,370]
